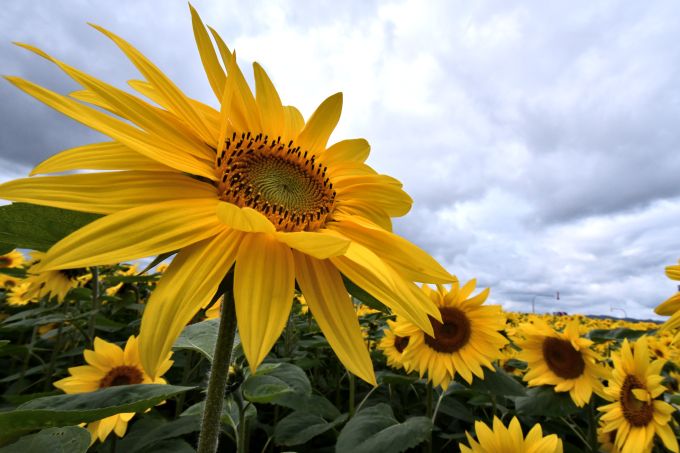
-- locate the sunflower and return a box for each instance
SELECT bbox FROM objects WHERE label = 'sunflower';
[0,249,24,268]
[0,6,452,385]
[54,336,172,444]
[656,259,680,332]
[0,273,20,289]
[7,282,35,306]
[105,264,139,296]
[23,251,88,303]
[459,416,563,453]
[517,318,607,407]
[396,280,507,388]
[598,337,679,453]
[598,423,621,453]
[378,318,413,371]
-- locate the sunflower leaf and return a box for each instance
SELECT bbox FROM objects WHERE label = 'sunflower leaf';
[242,362,311,404]
[0,203,102,252]
[336,403,433,453]
[0,426,90,453]
[586,328,652,342]
[342,275,390,313]
[469,366,526,397]
[274,411,347,446]
[0,384,194,443]
[514,385,580,417]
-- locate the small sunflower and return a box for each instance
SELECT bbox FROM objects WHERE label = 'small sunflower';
[598,337,679,453]
[24,251,88,302]
[655,259,680,332]
[54,336,173,444]
[0,5,453,385]
[7,281,36,306]
[0,249,24,268]
[0,273,19,289]
[459,416,563,453]
[105,264,139,296]
[397,280,507,388]
[518,318,607,407]
[378,318,412,371]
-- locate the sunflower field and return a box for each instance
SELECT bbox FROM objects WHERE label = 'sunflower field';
[1,6,679,453]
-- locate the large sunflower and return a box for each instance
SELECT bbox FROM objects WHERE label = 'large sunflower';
[459,416,563,453]
[598,337,679,453]
[54,336,173,444]
[517,318,607,407]
[0,6,452,384]
[396,280,507,388]
[655,259,680,332]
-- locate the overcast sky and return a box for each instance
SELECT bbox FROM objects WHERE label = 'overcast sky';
[2,0,679,319]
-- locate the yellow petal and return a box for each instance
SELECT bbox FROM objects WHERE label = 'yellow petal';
[4,76,216,180]
[37,198,225,270]
[0,171,216,214]
[216,201,275,233]
[220,48,261,132]
[331,218,453,284]
[283,105,305,142]
[254,62,285,136]
[296,93,342,153]
[189,4,226,100]
[274,230,350,259]
[31,142,170,175]
[655,292,680,316]
[293,251,375,385]
[323,139,370,165]
[335,180,412,217]
[139,228,241,378]
[234,233,294,372]
[90,24,216,144]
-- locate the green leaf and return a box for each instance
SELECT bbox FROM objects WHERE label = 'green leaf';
[586,328,651,342]
[376,370,419,385]
[117,415,201,453]
[145,439,195,453]
[342,275,390,313]
[274,411,347,446]
[469,366,526,397]
[0,384,193,442]
[668,394,680,405]
[435,395,474,422]
[274,393,341,420]
[0,243,15,255]
[173,319,220,361]
[0,203,101,252]
[0,426,90,453]
[336,403,433,453]
[514,385,580,417]
[242,362,311,404]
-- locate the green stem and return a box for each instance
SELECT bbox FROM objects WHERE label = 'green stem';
[175,351,195,418]
[197,276,237,453]
[348,372,356,418]
[43,301,69,391]
[425,382,433,453]
[87,266,100,346]
[431,389,446,424]
[587,402,598,452]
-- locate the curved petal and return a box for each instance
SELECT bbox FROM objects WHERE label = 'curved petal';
[274,230,350,259]
[293,251,375,385]
[283,105,305,142]
[234,233,294,372]
[31,142,171,175]
[254,62,285,136]
[189,4,226,100]
[216,202,275,233]
[0,171,216,214]
[323,139,370,165]
[139,228,242,378]
[296,93,342,154]
[335,181,412,217]
[37,198,225,270]
[331,218,454,284]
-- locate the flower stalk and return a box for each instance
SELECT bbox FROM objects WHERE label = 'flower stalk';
[197,272,238,453]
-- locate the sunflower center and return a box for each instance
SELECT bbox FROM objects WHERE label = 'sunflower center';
[99,365,144,388]
[620,375,654,427]
[424,307,471,353]
[541,337,585,379]
[394,335,410,353]
[216,132,336,232]
[0,257,10,267]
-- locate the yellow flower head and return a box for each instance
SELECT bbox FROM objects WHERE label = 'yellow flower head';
[598,337,679,453]
[54,336,173,444]
[105,264,139,296]
[459,416,563,453]
[378,318,413,372]
[0,249,25,268]
[518,318,607,407]
[396,280,507,388]
[0,6,454,385]
[23,251,87,303]
[7,281,36,306]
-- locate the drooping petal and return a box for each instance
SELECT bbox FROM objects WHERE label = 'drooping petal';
[216,201,275,233]
[234,233,294,372]
[37,198,225,270]
[139,228,241,378]
[274,230,350,259]
[0,171,216,214]
[293,251,375,385]
[31,142,170,175]
[296,93,342,153]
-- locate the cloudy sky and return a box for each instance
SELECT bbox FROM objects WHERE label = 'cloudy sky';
[2,0,679,319]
